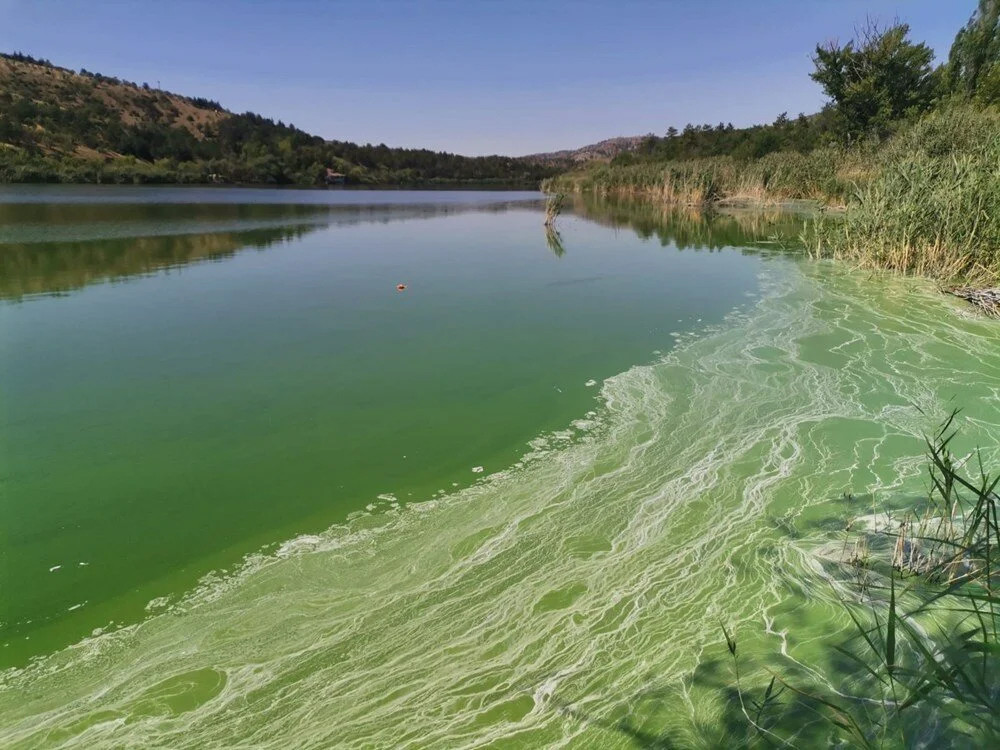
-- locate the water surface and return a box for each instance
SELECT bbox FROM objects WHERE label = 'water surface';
[3,189,998,747]
[2,189,766,666]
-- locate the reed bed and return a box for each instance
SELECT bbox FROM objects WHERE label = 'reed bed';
[547,106,1000,284]
[543,148,867,207]
[812,109,1000,284]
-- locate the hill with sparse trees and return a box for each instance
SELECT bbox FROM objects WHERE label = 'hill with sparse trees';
[0,52,558,186]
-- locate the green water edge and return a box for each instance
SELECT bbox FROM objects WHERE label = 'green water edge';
[3,191,777,668]
[2,192,999,748]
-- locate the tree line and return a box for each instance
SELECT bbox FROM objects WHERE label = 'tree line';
[0,52,557,185]
[615,1,1000,167]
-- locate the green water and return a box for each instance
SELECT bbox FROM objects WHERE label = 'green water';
[2,188,999,747]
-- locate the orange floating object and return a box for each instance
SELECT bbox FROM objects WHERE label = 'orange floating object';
[396,283,407,291]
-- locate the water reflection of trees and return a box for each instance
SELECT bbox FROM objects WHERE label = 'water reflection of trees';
[0,226,318,300]
[569,194,810,254]
[0,200,540,300]
[2,196,810,300]
[545,225,566,258]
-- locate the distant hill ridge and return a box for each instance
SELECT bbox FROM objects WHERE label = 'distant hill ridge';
[0,52,559,185]
[0,53,230,155]
[524,135,649,164]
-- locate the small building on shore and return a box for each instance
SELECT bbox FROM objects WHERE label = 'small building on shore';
[324,168,346,185]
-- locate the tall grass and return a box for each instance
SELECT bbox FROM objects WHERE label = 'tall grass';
[812,107,1000,284]
[547,105,1000,283]
[544,149,863,207]
[543,192,565,226]
[727,412,1000,747]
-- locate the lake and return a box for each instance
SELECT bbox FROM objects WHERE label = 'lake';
[2,187,1000,747]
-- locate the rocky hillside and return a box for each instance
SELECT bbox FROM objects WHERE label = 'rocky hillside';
[523,135,649,164]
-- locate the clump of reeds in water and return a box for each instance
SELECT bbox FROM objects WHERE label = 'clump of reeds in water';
[543,193,567,257]
[544,193,565,227]
[724,410,1000,747]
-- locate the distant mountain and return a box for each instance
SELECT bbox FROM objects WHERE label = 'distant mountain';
[523,135,650,164]
[0,52,558,185]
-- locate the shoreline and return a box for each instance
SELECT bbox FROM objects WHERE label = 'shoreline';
[554,189,1000,316]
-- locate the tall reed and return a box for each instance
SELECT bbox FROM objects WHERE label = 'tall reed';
[726,411,1000,747]
[543,149,865,207]
[812,108,1000,284]
[544,192,565,226]
[547,106,1000,284]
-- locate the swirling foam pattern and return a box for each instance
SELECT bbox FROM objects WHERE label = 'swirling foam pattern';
[3,260,1000,748]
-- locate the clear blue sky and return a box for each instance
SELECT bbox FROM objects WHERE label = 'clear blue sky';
[0,0,974,156]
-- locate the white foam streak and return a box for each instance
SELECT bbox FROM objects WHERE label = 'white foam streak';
[3,263,1000,748]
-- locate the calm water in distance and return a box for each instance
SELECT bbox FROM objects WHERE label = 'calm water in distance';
[2,188,766,663]
[5,188,1000,747]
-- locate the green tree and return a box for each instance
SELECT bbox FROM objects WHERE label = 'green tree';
[947,0,1000,103]
[811,21,936,141]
